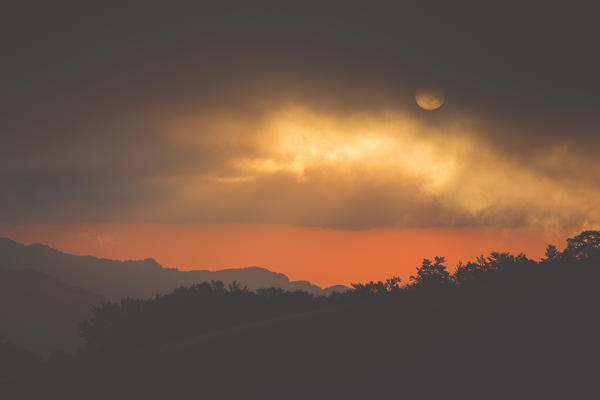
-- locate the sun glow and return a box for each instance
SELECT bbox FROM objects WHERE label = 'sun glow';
[235,107,461,192]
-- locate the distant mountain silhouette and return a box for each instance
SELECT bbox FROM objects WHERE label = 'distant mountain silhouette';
[0,238,348,301]
[0,269,103,354]
[4,231,600,399]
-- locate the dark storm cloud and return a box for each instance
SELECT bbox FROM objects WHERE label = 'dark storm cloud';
[5,2,598,119]
[1,1,599,228]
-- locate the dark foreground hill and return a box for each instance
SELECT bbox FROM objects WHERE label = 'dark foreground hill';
[0,269,103,354]
[4,231,600,399]
[0,238,348,300]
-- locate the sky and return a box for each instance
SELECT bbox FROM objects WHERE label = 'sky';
[1,2,599,286]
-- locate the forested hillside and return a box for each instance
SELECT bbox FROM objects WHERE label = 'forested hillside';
[3,231,600,399]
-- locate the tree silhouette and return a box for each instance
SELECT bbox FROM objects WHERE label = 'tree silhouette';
[564,230,600,261]
[453,260,486,284]
[543,244,560,263]
[351,276,402,295]
[409,256,452,287]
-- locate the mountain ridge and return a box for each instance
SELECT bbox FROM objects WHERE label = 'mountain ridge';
[0,237,349,300]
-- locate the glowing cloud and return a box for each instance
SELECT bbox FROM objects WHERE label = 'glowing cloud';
[157,105,600,232]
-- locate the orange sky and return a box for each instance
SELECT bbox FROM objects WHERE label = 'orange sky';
[0,224,564,287]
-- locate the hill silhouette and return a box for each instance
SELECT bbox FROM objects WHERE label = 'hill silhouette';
[3,231,600,399]
[0,238,348,300]
[0,269,103,354]
[0,337,39,385]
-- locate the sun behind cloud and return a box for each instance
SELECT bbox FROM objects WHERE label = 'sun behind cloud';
[416,87,445,110]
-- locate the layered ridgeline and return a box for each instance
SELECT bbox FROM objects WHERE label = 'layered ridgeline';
[4,231,600,399]
[0,238,346,354]
[0,238,348,301]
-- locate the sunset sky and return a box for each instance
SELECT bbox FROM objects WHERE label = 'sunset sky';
[2,3,599,286]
